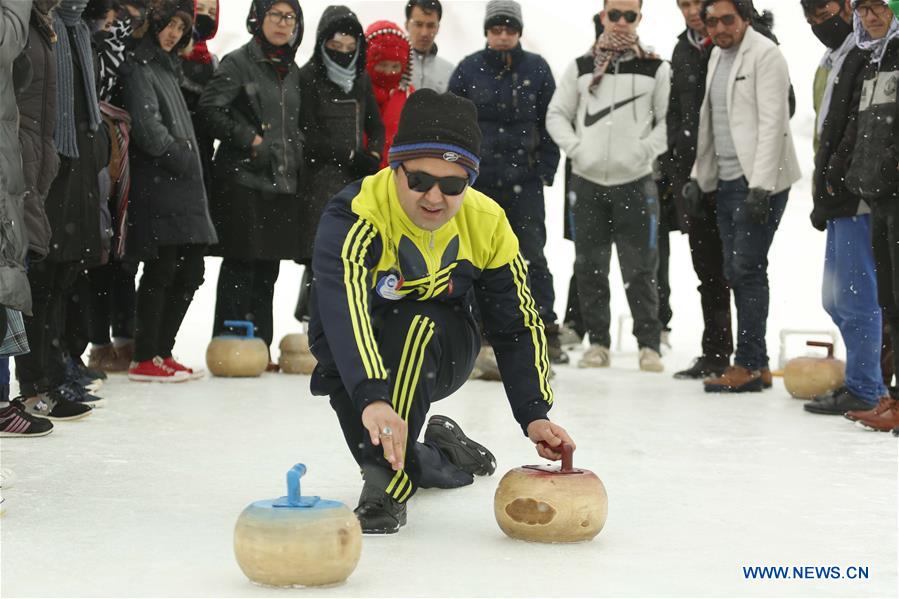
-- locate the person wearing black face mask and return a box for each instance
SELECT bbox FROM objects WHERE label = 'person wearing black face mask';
[180,0,219,196]
[800,0,891,417]
[294,5,385,323]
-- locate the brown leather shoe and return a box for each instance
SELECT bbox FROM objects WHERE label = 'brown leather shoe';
[760,368,773,389]
[704,365,763,393]
[88,343,132,373]
[87,345,116,371]
[845,396,896,422]
[855,401,899,432]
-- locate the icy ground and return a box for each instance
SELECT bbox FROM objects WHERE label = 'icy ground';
[2,1,898,596]
[1,350,896,597]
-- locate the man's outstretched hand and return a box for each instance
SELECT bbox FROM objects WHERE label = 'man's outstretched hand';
[362,401,407,471]
[526,419,575,461]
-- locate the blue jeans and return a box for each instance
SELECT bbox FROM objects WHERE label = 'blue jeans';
[1,357,9,403]
[823,215,885,404]
[716,178,788,370]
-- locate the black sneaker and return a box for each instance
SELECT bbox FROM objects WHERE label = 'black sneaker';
[19,392,93,421]
[56,381,106,408]
[674,356,728,380]
[0,403,54,437]
[68,356,107,381]
[803,387,876,415]
[425,415,496,476]
[354,484,407,535]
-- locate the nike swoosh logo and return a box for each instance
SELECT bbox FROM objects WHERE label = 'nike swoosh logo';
[584,93,647,127]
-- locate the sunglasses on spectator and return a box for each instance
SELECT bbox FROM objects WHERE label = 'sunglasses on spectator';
[855,3,891,17]
[266,10,298,25]
[401,165,469,196]
[607,9,639,23]
[704,14,738,27]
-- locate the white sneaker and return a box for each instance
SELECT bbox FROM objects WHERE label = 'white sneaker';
[578,345,611,368]
[660,330,671,353]
[639,348,664,373]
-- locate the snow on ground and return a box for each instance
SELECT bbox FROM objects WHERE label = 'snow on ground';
[2,1,897,597]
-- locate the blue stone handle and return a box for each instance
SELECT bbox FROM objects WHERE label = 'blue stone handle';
[286,463,306,506]
[224,320,256,339]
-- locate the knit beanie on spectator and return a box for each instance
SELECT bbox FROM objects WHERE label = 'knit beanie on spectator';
[365,20,412,91]
[388,89,482,184]
[484,0,522,34]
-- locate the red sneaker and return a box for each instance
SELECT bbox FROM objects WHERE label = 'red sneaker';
[128,357,191,383]
[163,357,204,380]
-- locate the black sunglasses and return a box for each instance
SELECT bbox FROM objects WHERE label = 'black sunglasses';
[401,165,469,196]
[704,14,738,28]
[607,9,639,23]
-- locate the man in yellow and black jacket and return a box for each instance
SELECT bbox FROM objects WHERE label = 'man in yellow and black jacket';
[308,89,575,534]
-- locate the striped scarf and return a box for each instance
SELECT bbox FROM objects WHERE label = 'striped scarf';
[590,30,642,91]
[53,0,101,158]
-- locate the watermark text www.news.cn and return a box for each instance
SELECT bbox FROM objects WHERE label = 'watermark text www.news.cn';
[742,566,870,580]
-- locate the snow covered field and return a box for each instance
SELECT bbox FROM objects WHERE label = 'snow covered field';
[1,1,897,597]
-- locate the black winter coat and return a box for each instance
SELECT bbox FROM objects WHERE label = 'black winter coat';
[811,46,870,229]
[296,4,384,263]
[200,40,303,195]
[121,38,216,260]
[199,39,305,260]
[663,30,712,232]
[449,44,560,190]
[846,39,899,203]
[181,55,217,195]
[13,11,57,258]
[42,26,108,265]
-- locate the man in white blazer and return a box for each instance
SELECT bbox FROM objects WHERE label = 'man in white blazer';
[685,0,801,393]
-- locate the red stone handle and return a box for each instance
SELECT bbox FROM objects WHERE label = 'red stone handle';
[807,341,834,358]
[540,442,575,472]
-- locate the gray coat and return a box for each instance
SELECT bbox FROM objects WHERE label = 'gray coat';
[0,0,33,314]
[122,38,217,259]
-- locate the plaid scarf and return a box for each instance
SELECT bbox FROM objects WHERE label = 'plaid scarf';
[590,30,642,91]
[254,36,294,80]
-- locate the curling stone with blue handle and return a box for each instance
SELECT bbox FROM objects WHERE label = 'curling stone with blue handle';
[233,464,362,587]
[206,320,269,377]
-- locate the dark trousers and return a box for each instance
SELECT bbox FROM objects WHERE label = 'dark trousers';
[479,183,557,325]
[15,260,80,395]
[688,193,733,363]
[871,200,899,379]
[564,273,584,337]
[658,220,672,331]
[716,178,788,370]
[570,174,661,351]
[63,270,91,359]
[87,261,136,345]
[213,259,281,347]
[330,301,480,503]
[133,245,206,363]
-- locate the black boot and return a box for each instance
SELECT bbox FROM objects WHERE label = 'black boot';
[425,415,496,476]
[544,323,570,365]
[674,356,728,380]
[803,387,876,415]
[354,483,407,535]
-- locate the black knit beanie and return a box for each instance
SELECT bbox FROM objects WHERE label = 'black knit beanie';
[388,89,482,184]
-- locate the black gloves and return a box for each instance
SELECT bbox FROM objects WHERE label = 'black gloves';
[352,150,381,178]
[745,187,770,225]
[681,179,705,220]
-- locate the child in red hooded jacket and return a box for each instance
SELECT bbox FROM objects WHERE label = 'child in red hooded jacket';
[364,20,414,168]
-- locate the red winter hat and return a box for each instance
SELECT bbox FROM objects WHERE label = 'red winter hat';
[365,20,411,72]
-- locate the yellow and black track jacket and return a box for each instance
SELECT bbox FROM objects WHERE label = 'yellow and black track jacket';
[308,168,554,430]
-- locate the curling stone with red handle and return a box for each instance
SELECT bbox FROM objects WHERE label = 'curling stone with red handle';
[233,464,362,588]
[783,341,846,399]
[494,444,608,543]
